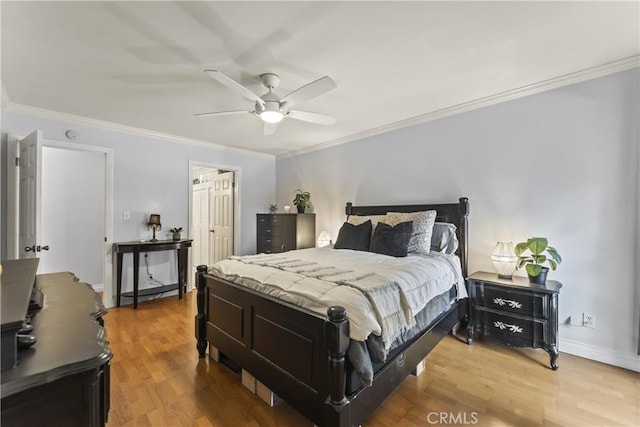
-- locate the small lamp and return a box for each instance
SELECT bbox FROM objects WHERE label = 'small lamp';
[317,230,332,248]
[491,241,517,279]
[148,214,162,242]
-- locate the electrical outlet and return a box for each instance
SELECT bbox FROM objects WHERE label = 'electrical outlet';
[583,313,596,329]
[569,315,582,326]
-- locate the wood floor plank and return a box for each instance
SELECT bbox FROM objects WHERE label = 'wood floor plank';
[105,291,639,426]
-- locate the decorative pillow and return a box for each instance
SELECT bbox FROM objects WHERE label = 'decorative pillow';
[347,214,387,231]
[334,220,372,251]
[384,210,437,255]
[430,222,459,254]
[369,221,414,257]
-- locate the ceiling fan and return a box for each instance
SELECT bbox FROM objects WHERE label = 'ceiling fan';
[196,70,338,135]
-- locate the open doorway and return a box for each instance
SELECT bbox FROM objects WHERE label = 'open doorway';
[189,163,238,287]
[6,134,113,301]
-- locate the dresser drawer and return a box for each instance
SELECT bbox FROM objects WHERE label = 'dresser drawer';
[257,235,283,251]
[257,216,283,236]
[477,309,547,348]
[474,283,547,319]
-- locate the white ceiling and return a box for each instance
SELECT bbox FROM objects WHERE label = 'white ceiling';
[2,1,639,156]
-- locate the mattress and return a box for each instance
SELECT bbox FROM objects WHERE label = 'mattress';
[208,246,466,350]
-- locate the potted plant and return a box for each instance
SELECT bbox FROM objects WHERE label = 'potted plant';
[293,189,311,213]
[170,227,183,241]
[515,237,562,284]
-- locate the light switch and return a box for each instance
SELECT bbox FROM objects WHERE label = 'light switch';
[123,211,131,221]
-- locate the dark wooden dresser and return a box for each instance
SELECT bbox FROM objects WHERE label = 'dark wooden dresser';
[467,271,562,370]
[256,213,316,254]
[1,259,112,426]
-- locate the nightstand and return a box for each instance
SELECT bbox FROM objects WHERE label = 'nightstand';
[466,271,562,370]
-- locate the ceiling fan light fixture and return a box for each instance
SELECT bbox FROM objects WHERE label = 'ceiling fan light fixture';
[260,110,284,123]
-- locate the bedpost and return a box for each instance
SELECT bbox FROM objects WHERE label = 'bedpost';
[195,264,208,358]
[324,306,351,427]
[345,202,353,217]
[458,197,469,279]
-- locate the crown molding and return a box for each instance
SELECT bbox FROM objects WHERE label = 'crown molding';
[3,102,275,159]
[276,56,640,160]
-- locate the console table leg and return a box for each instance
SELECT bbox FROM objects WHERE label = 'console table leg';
[116,253,123,307]
[133,251,140,309]
[177,248,184,300]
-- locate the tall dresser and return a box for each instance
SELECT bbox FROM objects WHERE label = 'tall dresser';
[256,213,316,254]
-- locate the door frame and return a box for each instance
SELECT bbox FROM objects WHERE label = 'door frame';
[6,134,114,304]
[188,160,240,289]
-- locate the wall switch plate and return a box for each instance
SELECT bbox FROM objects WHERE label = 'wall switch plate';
[123,211,131,221]
[583,313,596,328]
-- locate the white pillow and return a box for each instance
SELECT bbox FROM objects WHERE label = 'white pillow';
[347,214,387,231]
[384,210,437,255]
[430,222,459,254]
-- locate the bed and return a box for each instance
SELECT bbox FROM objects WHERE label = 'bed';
[195,198,469,426]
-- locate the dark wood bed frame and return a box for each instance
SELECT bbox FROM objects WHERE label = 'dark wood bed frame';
[195,197,469,426]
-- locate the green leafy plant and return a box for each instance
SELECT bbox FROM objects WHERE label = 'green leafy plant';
[169,227,183,233]
[515,237,562,277]
[292,189,311,208]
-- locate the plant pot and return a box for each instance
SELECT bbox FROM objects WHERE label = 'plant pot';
[172,233,181,241]
[528,266,549,285]
[296,205,305,214]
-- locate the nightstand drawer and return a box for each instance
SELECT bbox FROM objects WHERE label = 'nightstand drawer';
[478,310,547,348]
[475,284,547,319]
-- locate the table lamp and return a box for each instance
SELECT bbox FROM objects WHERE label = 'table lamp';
[148,214,161,242]
[491,241,517,279]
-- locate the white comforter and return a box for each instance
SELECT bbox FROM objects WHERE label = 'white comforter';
[208,247,466,349]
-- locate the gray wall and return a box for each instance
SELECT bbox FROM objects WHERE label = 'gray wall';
[276,69,640,370]
[1,109,276,306]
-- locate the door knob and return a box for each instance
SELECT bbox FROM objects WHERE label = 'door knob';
[209,230,215,233]
[40,245,50,251]
[24,245,36,252]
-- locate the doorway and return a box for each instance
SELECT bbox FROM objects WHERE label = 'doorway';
[6,133,113,302]
[189,162,238,287]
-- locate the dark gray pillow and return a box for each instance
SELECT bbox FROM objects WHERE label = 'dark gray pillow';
[369,221,414,257]
[334,220,372,251]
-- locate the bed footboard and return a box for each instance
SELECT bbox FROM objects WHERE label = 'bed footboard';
[195,265,351,425]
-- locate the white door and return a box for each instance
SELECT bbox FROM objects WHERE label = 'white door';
[18,130,45,259]
[211,171,234,262]
[192,183,211,269]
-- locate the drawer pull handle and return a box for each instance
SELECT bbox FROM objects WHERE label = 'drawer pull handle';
[494,320,523,333]
[493,298,522,309]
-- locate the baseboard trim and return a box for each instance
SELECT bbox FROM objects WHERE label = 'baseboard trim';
[560,338,640,372]
[92,283,104,293]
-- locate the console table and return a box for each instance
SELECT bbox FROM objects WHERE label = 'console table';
[113,239,193,309]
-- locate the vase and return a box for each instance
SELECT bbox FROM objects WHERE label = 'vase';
[172,233,181,241]
[528,266,549,285]
[297,205,305,213]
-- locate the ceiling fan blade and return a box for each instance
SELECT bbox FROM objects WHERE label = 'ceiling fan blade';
[280,76,336,107]
[204,70,265,106]
[264,122,278,135]
[194,110,253,117]
[288,110,338,126]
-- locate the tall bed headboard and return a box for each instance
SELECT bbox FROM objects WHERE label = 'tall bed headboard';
[345,197,469,278]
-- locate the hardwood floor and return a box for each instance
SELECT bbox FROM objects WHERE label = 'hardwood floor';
[105,291,639,427]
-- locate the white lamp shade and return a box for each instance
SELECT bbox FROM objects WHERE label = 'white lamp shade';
[491,241,517,279]
[317,230,332,248]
